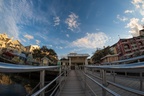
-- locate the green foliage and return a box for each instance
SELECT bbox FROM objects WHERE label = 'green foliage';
[32,46,58,63]
[92,46,114,63]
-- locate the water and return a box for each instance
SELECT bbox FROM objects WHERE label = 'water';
[0,84,27,96]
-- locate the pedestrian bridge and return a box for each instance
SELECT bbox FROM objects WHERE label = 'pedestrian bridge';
[0,62,144,96]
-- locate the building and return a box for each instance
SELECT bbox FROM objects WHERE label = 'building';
[110,44,118,54]
[0,33,26,53]
[61,53,89,69]
[25,45,40,53]
[115,36,144,60]
[101,54,119,64]
[139,29,144,36]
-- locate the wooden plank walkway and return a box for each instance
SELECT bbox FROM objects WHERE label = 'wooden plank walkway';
[57,69,143,96]
[59,70,86,96]
[85,70,144,96]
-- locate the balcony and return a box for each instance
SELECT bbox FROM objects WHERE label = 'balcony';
[124,48,131,52]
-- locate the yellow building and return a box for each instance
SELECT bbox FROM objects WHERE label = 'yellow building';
[61,53,89,70]
[101,54,119,64]
[25,45,40,53]
[0,33,25,53]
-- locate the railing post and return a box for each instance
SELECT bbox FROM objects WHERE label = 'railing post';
[40,70,45,96]
[84,66,87,94]
[59,65,62,92]
[140,72,143,91]
[113,71,116,83]
[102,70,107,96]
[100,69,102,78]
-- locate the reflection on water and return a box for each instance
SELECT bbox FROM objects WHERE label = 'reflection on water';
[0,84,27,96]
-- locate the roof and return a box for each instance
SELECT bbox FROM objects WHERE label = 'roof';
[67,53,89,57]
[101,54,118,60]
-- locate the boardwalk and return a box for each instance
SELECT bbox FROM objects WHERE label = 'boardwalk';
[59,70,86,96]
[85,70,144,96]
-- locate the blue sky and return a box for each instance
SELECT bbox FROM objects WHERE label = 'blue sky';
[0,0,144,58]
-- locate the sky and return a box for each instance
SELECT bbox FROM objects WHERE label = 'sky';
[0,0,144,58]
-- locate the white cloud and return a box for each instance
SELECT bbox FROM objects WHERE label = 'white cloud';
[48,45,53,47]
[132,0,144,16]
[24,34,34,40]
[53,16,60,26]
[132,0,144,7]
[65,12,80,31]
[0,0,49,41]
[141,18,144,23]
[21,38,26,42]
[36,40,40,45]
[117,15,128,22]
[124,10,134,14]
[66,34,69,37]
[126,18,143,36]
[56,46,63,49]
[71,32,109,49]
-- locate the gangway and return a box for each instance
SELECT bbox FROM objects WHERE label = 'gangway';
[0,61,144,96]
[58,70,85,96]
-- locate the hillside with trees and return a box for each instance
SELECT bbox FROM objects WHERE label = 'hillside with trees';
[91,46,114,64]
[32,46,58,64]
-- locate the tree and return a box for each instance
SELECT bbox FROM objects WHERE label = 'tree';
[32,46,58,64]
[92,46,113,63]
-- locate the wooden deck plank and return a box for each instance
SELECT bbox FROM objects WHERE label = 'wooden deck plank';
[59,70,86,96]
[86,70,143,96]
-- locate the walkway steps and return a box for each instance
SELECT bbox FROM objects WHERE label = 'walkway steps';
[59,70,85,96]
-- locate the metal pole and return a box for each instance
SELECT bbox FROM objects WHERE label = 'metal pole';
[102,70,106,96]
[59,65,62,92]
[69,58,71,70]
[140,72,143,91]
[84,67,87,94]
[40,70,45,96]
[113,71,116,83]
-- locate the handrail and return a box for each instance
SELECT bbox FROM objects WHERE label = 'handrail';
[0,62,59,73]
[87,72,144,95]
[83,71,120,96]
[85,62,144,71]
[111,55,144,64]
[101,55,144,65]
[27,82,40,96]
[0,62,62,96]
[108,81,144,95]
[86,80,98,96]
[31,72,64,96]
[50,83,60,96]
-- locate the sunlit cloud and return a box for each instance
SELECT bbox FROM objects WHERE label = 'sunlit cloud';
[0,0,49,41]
[65,12,80,31]
[125,0,144,37]
[126,18,143,37]
[141,18,144,23]
[36,40,40,45]
[117,15,128,22]
[21,38,26,42]
[131,0,144,8]
[131,0,144,16]
[124,10,134,14]
[24,34,34,40]
[53,16,60,26]
[66,34,69,37]
[56,46,63,49]
[71,32,109,49]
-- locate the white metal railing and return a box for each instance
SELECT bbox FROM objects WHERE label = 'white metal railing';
[0,62,63,96]
[101,55,144,65]
[31,71,63,96]
[84,62,144,96]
